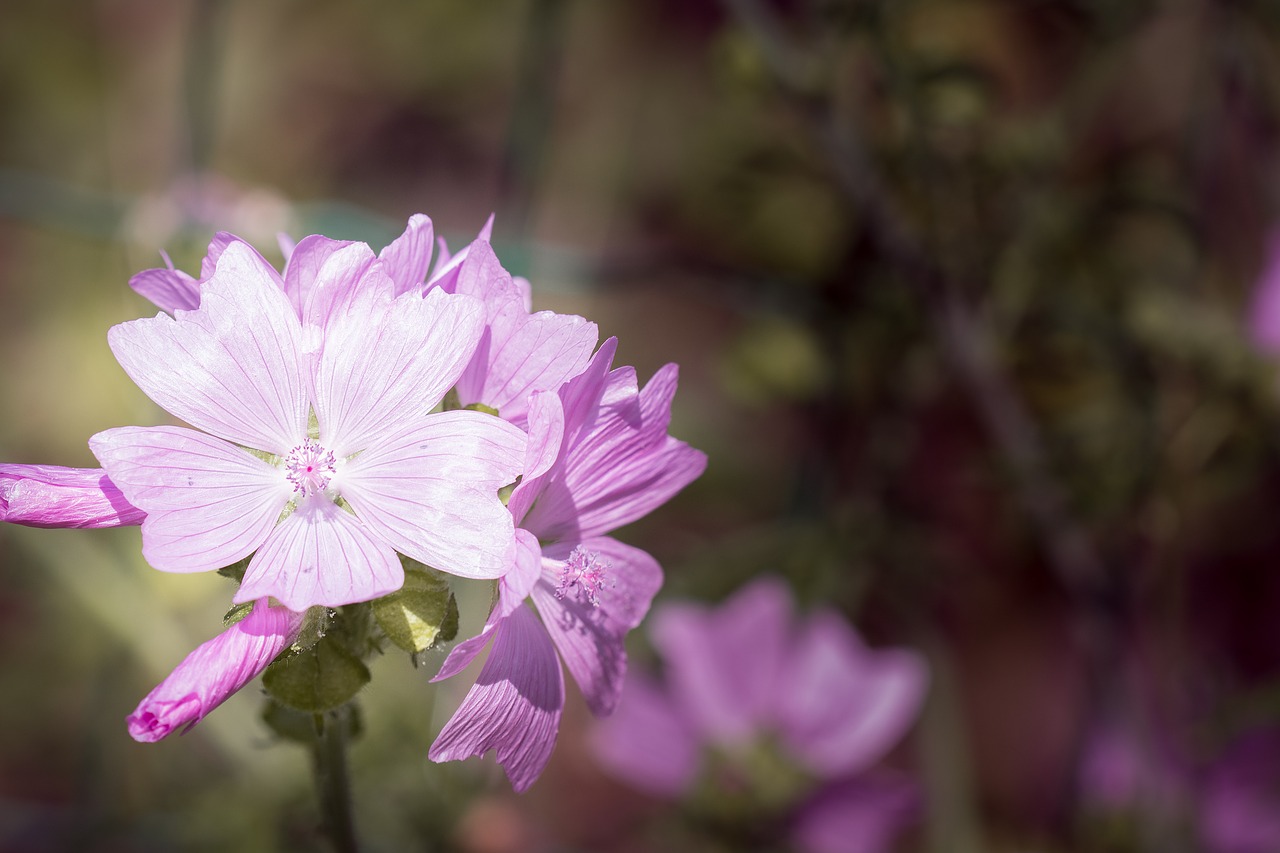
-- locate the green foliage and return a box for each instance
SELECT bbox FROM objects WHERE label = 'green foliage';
[372,559,460,655]
[262,634,372,714]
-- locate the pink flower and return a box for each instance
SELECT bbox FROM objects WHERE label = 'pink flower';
[590,577,929,853]
[428,338,707,791]
[128,599,304,743]
[91,237,527,611]
[0,464,144,528]
[1249,230,1280,355]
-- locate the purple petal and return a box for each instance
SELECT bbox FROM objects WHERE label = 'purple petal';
[128,599,305,743]
[425,214,496,293]
[284,236,392,332]
[311,287,483,457]
[450,242,598,426]
[0,464,145,528]
[336,411,525,579]
[507,391,565,524]
[429,604,564,793]
[790,776,920,853]
[280,235,355,320]
[777,610,929,778]
[129,267,200,314]
[530,536,662,716]
[431,528,542,683]
[235,493,404,611]
[198,231,250,281]
[520,343,707,541]
[90,426,291,572]
[108,242,309,455]
[588,671,701,797]
[379,213,435,296]
[650,577,793,744]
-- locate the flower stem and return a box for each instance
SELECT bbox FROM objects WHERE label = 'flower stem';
[313,706,361,853]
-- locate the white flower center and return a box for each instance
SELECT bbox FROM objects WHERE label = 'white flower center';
[285,438,337,497]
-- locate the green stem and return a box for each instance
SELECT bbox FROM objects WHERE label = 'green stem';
[312,706,361,853]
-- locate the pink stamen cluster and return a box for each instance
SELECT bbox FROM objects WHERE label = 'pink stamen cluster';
[284,438,336,497]
[556,545,611,607]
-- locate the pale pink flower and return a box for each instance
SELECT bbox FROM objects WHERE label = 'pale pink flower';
[92,238,526,611]
[128,598,304,742]
[428,338,707,791]
[0,464,144,528]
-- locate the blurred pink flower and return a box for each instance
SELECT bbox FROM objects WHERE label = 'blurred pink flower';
[127,599,304,743]
[1248,230,1280,354]
[0,464,144,528]
[428,338,707,792]
[590,577,929,853]
[91,237,526,611]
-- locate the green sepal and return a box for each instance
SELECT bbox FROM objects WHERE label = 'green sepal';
[223,602,254,628]
[498,475,522,506]
[441,387,462,411]
[262,634,371,713]
[463,401,499,417]
[216,556,251,583]
[373,558,459,654]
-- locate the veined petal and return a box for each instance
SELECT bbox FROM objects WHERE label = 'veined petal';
[531,536,662,717]
[431,529,541,684]
[235,493,403,611]
[129,266,200,314]
[285,237,393,333]
[429,604,564,793]
[128,599,305,743]
[108,242,309,455]
[90,426,290,572]
[313,288,484,457]
[450,242,598,426]
[425,213,495,293]
[778,611,929,779]
[522,356,706,541]
[0,464,145,528]
[379,213,435,296]
[650,577,793,744]
[588,671,701,796]
[281,235,355,320]
[508,391,565,524]
[337,411,525,578]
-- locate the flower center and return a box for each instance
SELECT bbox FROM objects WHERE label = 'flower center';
[285,438,337,497]
[555,546,611,607]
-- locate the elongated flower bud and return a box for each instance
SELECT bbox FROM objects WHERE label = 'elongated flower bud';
[0,464,145,528]
[128,600,305,743]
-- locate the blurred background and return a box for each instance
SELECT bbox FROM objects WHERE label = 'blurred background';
[4,1,1280,851]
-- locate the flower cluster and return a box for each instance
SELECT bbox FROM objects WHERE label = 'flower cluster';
[590,577,929,853]
[0,213,706,790]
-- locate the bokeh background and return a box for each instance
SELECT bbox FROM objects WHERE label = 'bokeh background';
[4,1,1280,851]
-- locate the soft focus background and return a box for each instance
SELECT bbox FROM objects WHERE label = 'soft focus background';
[4,1,1280,851]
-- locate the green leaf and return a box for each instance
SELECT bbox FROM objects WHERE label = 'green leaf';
[373,562,459,654]
[216,556,251,583]
[222,602,254,628]
[261,698,363,745]
[262,635,371,713]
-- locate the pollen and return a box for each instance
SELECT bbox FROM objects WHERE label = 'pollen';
[556,545,612,607]
[285,438,337,497]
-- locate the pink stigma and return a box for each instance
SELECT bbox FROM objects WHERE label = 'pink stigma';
[556,546,611,607]
[285,438,336,497]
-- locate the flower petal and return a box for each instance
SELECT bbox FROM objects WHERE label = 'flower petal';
[129,266,200,313]
[450,242,598,426]
[235,493,404,611]
[312,287,484,457]
[425,213,495,293]
[588,671,700,797]
[108,241,309,455]
[649,577,793,744]
[429,604,564,793]
[520,343,707,541]
[431,528,542,683]
[90,426,290,572]
[379,213,435,296]
[0,464,145,528]
[337,411,525,578]
[790,776,920,853]
[128,599,305,743]
[531,536,662,716]
[508,391,565,524]
[778,612,929,778]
